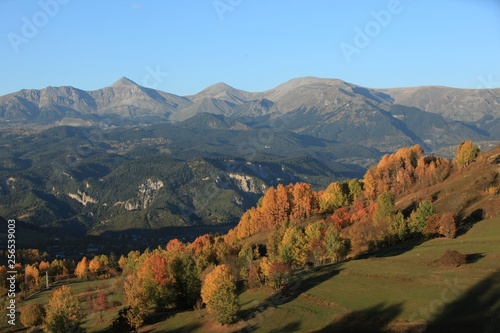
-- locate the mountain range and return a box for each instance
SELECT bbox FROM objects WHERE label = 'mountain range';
[1,77,500,235]
[2,77,499,152]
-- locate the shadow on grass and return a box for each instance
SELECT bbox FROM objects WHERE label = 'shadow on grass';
[237,264,341,327]
[356,238,426,260]
[141,322,203,333]
[268,320,302,333]
[425,269,500,333]
[466,252,485,264]
[456,208,484,236]
[311,302,403,333]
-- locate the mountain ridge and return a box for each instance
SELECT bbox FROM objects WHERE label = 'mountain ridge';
[1,76,499,152]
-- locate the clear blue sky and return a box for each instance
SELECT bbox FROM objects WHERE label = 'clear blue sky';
[1,0,499,96]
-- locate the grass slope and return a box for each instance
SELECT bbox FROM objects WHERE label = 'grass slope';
[149,216,500,333]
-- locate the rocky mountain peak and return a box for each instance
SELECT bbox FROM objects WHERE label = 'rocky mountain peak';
[110,77,139,88]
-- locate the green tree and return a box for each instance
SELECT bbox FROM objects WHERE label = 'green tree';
[238,244,253,281]
[409,200,436,234]
[454,141,479,168]
[172,254,201,309]
[347,178,363,202]
[201,264,239,325]
[324,226,348,263]
[305,220,327,266]
[319,182,349,213]
[387,212,407,244]
[278,226,307,268]
[44,285,85,333]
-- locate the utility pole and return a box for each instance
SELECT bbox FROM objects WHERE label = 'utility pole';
[46,271,49,289]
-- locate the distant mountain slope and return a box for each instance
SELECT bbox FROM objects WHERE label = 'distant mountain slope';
[0,124,372,234]
[1,76,499,152]
[380,85,500,122]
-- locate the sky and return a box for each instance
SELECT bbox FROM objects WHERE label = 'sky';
[0,0,499,96]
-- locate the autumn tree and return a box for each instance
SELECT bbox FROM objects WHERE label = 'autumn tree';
[88,256,101,277]
[25,264,41,291]
[48,259,65,277]
[93,292,108,322]
[44,285,85,333]
[247,264,263,289]
[201,264,239,325]
[438,212,456,238]
[454,141,479,168]
[345,219,376,255]
[166,238,185,254]
[118,255,128,271]
[260,258,290,290]
[74,257,89,280]
[305,220,327,265]
[20,303,45,328]
[136,251,176,311]
[123,250,141,274]
[423,213,441,237]
[39,261,50,273]
[189,234,217,274]
[123,274,149,330]
[291,183,318,220]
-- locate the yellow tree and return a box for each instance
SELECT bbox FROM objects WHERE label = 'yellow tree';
[123,274,149,330]
[201,264,239,325]
[25,264,40,291]
[74,257,89,279]
[44,285,84,333]
[278,226,307,268]
[454,141,479,168]
[319,182,349,213]
[88,257,101,275]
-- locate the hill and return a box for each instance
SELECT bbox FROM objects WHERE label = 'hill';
[0,124,377,235]
[151,215,500,333]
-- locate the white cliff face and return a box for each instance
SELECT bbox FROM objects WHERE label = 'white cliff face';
[68,190,98,206]
[228,173,266,194]
[120,178,164,211]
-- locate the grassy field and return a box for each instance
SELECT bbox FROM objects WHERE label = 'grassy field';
[1,278,124,333]
[148,215,500,333]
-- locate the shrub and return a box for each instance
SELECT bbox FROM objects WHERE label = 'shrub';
[438,250,466,267]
